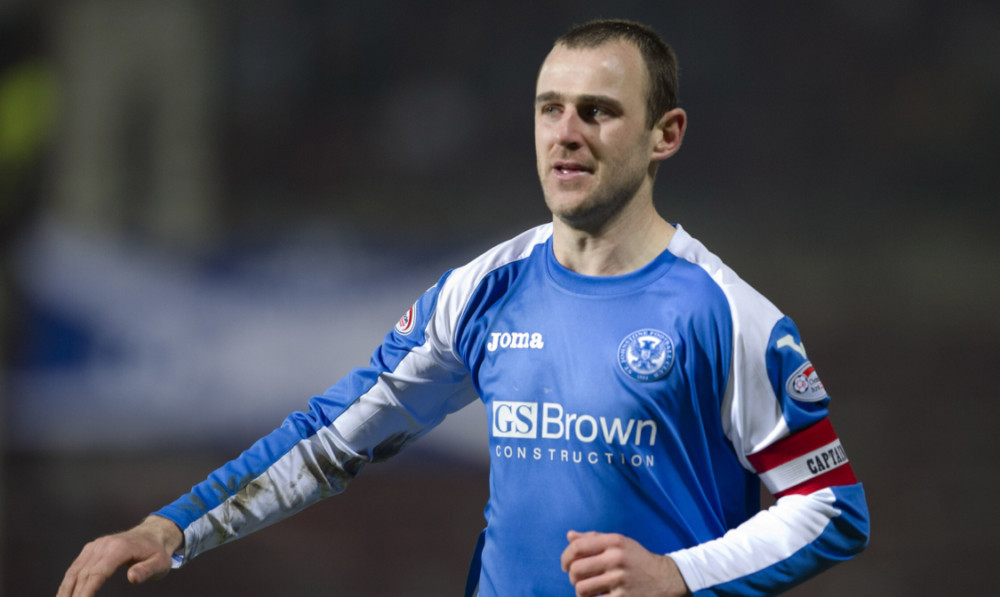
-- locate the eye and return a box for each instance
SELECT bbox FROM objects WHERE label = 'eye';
[583,105,613,122]
[539,104,562,119]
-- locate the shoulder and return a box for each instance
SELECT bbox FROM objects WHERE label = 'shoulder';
[667,225,784,337]
[438,223,552,304]
[430,223,551,341]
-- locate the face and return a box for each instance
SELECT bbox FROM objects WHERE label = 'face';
[535,41,658,231]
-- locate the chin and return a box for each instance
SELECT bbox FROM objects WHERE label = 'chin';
[544,188,592,213]
[547,201,591,225]
[551,193,634,233]
[553,205,610,232]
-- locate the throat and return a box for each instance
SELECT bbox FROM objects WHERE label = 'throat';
[553,219,675,277]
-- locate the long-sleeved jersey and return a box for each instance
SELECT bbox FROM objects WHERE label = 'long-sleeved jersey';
[155,223,869,595]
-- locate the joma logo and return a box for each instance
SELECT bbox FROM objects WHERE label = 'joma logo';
[486,332,544,352]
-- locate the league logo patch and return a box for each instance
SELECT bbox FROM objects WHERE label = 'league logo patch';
[395,304,416,335]
[785,361,828,402]
[618,329,675,382]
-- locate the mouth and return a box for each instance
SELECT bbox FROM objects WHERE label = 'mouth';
[552,160,592,178]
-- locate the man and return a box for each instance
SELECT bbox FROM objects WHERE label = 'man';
[59,19,869,597]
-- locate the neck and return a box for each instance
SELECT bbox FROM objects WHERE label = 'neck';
[551,197,675,277]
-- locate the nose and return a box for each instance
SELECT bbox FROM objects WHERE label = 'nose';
[555,108,585,149]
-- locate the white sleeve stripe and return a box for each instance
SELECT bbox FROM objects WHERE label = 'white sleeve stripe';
[757,439,849,494]
[669,489,841,592]
[667,225,788,468]
[181,339,479,562]
[183,424,355,560]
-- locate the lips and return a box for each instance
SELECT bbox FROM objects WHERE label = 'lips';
[552,160,592,179]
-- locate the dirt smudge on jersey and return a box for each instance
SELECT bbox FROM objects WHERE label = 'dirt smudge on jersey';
[371,431,415,463]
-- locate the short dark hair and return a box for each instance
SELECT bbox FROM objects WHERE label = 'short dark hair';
[555,19,679,129]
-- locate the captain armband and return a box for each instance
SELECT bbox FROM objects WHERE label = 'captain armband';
[747,418,858,498]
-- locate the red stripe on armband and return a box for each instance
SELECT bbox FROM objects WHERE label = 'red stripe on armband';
[747,418,857,497]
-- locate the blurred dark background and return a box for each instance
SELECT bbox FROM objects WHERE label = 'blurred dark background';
[2,1,998,595]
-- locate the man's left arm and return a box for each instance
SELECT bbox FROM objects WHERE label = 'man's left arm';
[668,417,869,594]
[664,312,870,595]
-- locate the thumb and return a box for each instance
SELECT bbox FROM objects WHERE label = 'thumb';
[126,563,148,585]
[126,556,169,585]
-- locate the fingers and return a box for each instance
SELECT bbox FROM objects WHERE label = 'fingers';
[57,524,175,597]
[562,531,691,597]
[561,530,630,597]
[561,530,625,572]
[57,538,122,597]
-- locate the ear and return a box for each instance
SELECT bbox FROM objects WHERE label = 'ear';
[650,108,687,163]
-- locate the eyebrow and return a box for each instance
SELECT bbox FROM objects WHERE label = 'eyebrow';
[535,91,625,114]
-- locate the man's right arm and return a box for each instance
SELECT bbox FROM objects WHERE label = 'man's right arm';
[58,270,478,593]
[153,271,477,565]
[57,515,183,597]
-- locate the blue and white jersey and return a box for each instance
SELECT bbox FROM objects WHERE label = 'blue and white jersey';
[155,224,869,596]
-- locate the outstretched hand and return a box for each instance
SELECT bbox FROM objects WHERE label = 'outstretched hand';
[561,530,691,597]
[57,515,183,597]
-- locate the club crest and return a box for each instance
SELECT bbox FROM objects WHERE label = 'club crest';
[618,329,675,382]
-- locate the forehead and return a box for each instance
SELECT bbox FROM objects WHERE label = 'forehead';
[536,41,647,100]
